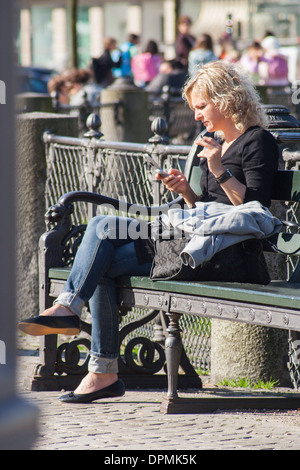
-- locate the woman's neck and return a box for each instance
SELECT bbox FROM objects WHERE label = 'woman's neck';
[222,122,243,145]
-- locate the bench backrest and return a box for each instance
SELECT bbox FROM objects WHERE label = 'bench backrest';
[188,166,300,203]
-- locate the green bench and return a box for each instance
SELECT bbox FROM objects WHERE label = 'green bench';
[35,129,300,413]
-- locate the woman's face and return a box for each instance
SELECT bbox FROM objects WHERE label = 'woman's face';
[190,87,226,133]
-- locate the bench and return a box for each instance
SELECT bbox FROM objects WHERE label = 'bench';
[34,116,300,413]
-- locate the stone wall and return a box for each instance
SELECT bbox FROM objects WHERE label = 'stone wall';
[16,112,78,320]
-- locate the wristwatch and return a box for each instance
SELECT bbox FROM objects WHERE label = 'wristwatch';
[215,169,233,185]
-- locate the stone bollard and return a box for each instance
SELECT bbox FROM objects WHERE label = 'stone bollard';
[15,92,53,113]
[100,77,151,143]
[210,105,300,387]
[15,112,78,321]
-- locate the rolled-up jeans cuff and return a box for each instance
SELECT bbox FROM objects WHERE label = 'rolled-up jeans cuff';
[54,292,85,318]
[88,354,119,374]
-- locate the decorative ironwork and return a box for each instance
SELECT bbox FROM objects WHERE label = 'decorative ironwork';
[148,89,197,144]
[264,104,300,129]
[288,331,300,389]
[61,224,87,266]
[118,308,164,375]
[56,337,91,376]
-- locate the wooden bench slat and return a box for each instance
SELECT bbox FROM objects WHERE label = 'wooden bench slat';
[48,267,300,310]
[49,267,71,280]
[117,276,300,310]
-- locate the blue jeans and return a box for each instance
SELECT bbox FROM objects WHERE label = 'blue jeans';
[55,215,152,374]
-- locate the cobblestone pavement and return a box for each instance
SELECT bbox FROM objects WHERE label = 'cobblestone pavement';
[16,333,300,451]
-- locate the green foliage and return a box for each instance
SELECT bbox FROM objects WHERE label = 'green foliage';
[218,376,279,390]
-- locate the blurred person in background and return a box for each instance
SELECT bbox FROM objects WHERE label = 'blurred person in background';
[145,59,186,94]
[62,68,102,106]
[112,33,140,78]
[47,75,70,104]
[188,33,218,77]
[258,33,289,86]
[175,15,195,70]
[239,41,264,84]
[131,40,162,87]
[218,32,240,63]
[91,37,122,87]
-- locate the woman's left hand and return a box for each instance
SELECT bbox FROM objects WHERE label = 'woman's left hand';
[155,169,199,207]
[196,136,225,178]
[155,168,189,195]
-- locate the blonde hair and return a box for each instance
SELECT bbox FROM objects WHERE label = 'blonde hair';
[183,60,268,132]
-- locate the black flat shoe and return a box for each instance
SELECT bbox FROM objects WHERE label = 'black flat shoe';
[58,379,125,404]
[18,315,81,336]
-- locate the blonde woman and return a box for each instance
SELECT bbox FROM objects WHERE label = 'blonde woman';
[160,60,276,209]
[19,61,279,403]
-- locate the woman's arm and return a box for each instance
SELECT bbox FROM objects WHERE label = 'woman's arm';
[241,130,279,207]
[214,176,246,206]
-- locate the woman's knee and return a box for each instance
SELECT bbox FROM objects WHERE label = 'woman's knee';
[86,215,127,241]
[87,215,115,234]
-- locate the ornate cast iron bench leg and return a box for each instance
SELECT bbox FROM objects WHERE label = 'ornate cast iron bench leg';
[161,312,183,413]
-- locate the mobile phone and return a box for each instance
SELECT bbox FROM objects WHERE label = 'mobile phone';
[156,169,170,178]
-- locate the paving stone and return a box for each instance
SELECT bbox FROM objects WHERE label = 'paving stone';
[15,334,300,451]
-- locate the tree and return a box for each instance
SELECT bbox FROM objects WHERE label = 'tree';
[70,0,78,68]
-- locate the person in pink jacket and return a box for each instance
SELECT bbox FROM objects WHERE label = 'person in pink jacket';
[131,40,162,87]
[258,35,289,86]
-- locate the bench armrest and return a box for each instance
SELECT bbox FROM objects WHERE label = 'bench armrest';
[57,190,184,217]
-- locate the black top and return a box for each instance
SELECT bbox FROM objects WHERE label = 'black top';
[199,126,279,207]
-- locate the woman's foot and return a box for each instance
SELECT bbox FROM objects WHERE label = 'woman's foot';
[74,372,118,395]
[40,303,75,317]
[59,373,125,403]
[18,303,80,336]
